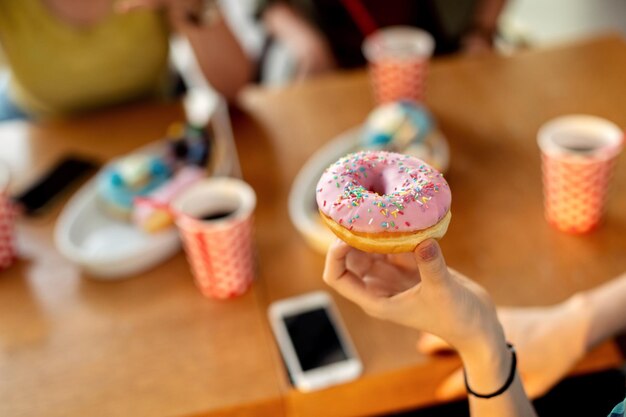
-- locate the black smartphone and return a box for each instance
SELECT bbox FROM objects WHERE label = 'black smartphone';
[14,155,99,215]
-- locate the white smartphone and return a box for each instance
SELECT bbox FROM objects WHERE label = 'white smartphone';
[268,291,363,392]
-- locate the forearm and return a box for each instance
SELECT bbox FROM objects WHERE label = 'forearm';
[174,13,253,101]
[460,326,537,417]
[116,1,253,100]
[470,0,507,33]
[582,272,626,350]
[262,2,335,72]
[461,0,507,51]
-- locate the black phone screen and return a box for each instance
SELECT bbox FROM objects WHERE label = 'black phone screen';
[14,156,98,215]
[283,308,349,371]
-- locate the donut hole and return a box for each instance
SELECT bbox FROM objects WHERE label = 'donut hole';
[367,174,392,196]
[371,168,406,196]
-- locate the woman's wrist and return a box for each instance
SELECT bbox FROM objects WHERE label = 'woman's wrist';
[458,323,512,395]
[563,292,593,353]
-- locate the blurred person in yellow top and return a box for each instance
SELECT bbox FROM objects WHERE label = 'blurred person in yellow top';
[0,0,253,121]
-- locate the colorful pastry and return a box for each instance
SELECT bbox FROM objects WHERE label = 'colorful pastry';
[362,100,433,152]
[98,154,171,219]
[133,166,206,233]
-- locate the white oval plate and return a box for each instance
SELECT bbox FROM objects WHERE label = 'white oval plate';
[54,175,180,279]
[53,104,243,280]
[288,126,449,255]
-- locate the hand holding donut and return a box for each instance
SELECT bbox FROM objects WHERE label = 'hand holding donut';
[320,152,536,415]
[323,239,505,356]
[324,239,539,416]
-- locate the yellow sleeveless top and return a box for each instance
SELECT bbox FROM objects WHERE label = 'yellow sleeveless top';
[0,0,170,116]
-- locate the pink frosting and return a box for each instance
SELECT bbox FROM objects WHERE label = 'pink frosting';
[316,151,451,233]
[133,166,206,228]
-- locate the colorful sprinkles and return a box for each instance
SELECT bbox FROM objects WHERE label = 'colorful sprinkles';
[316,151,450,232]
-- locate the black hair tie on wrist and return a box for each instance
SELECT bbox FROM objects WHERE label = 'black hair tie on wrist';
[464,343,517,399]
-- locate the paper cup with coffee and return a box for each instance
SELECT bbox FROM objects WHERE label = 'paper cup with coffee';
[362,26,434,104]
[172,178,256,299]
[538,115,623,233]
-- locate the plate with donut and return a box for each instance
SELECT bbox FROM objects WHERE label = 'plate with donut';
[54,121,237,279]
[289,101,450,254]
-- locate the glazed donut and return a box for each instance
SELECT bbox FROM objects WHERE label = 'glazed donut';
[362,100,433,151]
[133,166,205,233]
[316,151,451,253]
[98,154,171,220]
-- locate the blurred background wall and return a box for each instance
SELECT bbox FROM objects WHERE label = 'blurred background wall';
[1,0,625,91]
[499,0,626,49]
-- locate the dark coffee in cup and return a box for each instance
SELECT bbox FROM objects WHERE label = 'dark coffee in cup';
[200,210,235,221]
[554,132,604,155]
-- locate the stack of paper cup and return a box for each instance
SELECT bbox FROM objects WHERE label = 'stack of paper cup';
[363,26,435,104]
[0,161,16,271]
[538,115,623,234]
[172,178,256,299]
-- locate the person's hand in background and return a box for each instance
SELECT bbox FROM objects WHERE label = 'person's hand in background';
[117,0,253,101]
[263,2,336,80]
[417,295,591,399]
[460,30,495,55]
[460,0,507,55]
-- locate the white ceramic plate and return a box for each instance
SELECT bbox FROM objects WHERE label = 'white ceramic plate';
[53,95,243,279]
[54,140,185,279]
[288,126,449,255]
[54,175,180,279]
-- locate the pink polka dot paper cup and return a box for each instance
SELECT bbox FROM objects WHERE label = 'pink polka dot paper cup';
[171,178,256,299]
[0,161,16,271]
[538,115,623,234]
[363,26,435,105]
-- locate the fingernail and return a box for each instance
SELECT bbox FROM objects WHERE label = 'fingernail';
[417,241,437,261]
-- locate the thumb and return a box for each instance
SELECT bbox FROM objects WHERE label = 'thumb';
[416,333,452,354]
[414,239,449,285]
[435,368,466,400]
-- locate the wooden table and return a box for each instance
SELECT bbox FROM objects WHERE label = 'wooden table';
[0,105,286,417]
[2,34,626,417]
